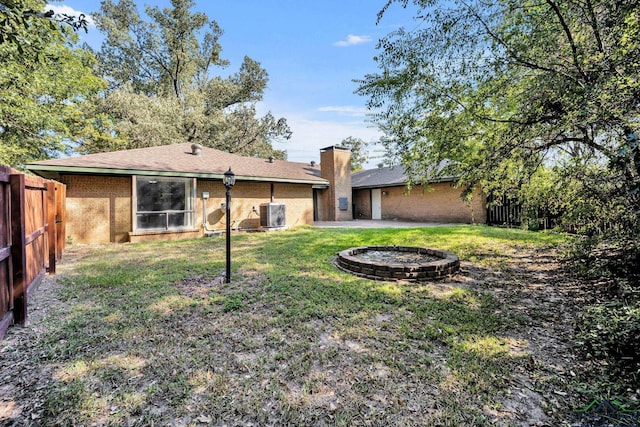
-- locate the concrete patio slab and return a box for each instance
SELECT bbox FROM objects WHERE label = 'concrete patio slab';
[313,220,457,228]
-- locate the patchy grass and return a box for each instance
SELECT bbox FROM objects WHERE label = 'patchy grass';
[1,225,581,426]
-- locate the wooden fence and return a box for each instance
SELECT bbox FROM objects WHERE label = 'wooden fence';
[487,194,557,230]
[487,195,522,227]
[0,165,65,341]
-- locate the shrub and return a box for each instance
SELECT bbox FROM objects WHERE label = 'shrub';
[577,302,640,364]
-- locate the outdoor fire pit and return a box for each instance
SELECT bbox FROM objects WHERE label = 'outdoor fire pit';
[335,245,459,281]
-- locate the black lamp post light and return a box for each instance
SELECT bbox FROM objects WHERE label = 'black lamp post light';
[223,167,236,283]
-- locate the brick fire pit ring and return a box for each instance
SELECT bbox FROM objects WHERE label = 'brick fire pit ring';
[335,246,459,281]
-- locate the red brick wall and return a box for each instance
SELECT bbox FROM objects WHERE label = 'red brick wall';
[320,147,352,221]
[352,183,487,224]
[196,180,314,231]
[381,183,487,224]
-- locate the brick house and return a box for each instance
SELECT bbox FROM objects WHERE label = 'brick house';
[351,165,487,224]
[27,143,352,244]
[26,143,486,244]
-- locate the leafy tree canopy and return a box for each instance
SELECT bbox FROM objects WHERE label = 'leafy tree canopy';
[81,0,290,159]
[359,1,640,389]
[0,0,89,50]
[340,136,369,171]
[0,0,106,168]
[358,0,640,215]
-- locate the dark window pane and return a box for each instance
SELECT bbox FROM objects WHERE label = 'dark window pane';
[135,177,192,230]
[137,179,186,212]
[167,182,186,210]
[168,212,187,227]
[137,213,166,230]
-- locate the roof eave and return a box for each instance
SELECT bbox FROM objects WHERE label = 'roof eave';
[352,176,457,189]
[26,165,328,186]
[352,182,407,190]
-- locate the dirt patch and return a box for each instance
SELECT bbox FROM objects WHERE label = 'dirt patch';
[175,274,225,299]
[452,247,591,425]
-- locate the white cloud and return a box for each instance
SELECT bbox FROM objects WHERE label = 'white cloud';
[256,102,387,168]
[272,112,383,165]
[46,4,95,27]
[318,106,369,117]
[333,34,372,47]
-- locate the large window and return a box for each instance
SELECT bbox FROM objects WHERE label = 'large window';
[134,176,195,231]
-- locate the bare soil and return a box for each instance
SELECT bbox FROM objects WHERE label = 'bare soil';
[451,247,590,425]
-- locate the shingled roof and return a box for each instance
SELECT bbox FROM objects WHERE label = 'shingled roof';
[351,165,408,189]
[27,143,327,186]
[352,162,455,189]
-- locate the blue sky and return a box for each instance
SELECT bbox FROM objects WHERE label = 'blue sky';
[47,1,417,166]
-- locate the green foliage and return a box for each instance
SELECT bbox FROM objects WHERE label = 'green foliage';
[94,0,224,97]
[0,0,107,168]
[577,303,640,362]
[82,0,290,159]
[359,0,640,221]
[518,161,639,236]
[361,2,640,396]
[576,301,640,398]
[339,136,369,171]
[569,229,640,396]
[0,0,89,48]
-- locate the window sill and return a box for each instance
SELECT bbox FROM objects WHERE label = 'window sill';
[129,228,199,237]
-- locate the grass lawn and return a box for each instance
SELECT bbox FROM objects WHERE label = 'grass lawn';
[1,225,582,426]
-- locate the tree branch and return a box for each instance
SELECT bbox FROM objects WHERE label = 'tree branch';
[545,0,588,80]
[584,0,605,54]
[458,0,583,86]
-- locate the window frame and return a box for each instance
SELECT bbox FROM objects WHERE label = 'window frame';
[132,176,196,232]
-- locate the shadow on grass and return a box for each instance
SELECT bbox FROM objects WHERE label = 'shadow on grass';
[10,225,571,425]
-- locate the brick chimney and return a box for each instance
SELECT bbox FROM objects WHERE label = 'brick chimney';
[319,146,352,221]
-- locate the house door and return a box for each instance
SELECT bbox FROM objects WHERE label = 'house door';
[371,189,382,220]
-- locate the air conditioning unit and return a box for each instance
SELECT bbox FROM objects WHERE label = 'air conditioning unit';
[260,203,286,228]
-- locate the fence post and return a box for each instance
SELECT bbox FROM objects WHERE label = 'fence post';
[47,181,56,275]
[55,183,65,260]
[9,174,27,326]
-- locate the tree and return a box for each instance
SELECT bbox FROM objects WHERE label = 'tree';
[82,0,290,159]
[358,0,640,211]
[358,0,640,397]
[0,0,89,48]
[340,136,369,171]
[0,0,107,168]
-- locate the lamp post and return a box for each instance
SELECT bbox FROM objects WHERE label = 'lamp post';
[223,167,236,283]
